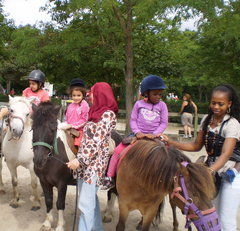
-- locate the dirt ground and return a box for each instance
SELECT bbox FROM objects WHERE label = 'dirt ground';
[0,148,240,231]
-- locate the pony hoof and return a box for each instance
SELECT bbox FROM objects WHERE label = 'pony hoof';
[31,206,41,211]
[40,225,52,231]
[10,203,19,209]
[55,226,64,231]
[103,215,112,223]
[0,189,6,195]
[136,223,142,230]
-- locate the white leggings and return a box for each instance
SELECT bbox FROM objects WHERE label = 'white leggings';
[214,173,240,231]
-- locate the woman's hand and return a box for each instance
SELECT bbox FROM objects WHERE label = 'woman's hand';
[136,132,145,139]
[155,133,162,138]
[0,107,9,119]
[67,158,80,170]
[161,134,171,144]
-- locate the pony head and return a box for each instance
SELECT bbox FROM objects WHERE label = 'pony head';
[8,96,34,139]
[31,102,61,168]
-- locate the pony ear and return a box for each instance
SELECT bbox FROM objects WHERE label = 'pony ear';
[32,103,38,112]
[54,105,61,115]
[9,95,13,102]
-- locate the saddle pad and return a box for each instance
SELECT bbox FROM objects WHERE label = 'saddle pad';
[117,142,137,171]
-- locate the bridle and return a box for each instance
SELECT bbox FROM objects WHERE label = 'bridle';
[8,114,25,140]
[32,132,66,168]
[171,161,221,231]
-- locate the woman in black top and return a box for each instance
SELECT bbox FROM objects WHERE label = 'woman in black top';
[180,93,197,138]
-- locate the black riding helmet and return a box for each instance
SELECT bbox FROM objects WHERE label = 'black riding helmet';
[28,70,45,83]
[70,78,86,88]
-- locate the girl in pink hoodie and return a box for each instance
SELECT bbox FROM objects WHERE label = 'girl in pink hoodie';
[64,81,90,146]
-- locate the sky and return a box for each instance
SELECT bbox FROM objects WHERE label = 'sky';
[3,0,51,26]
[2,0,197,30]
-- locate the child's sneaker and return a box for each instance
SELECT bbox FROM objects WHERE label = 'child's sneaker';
[101,177,115,190]
[188,135,192,139]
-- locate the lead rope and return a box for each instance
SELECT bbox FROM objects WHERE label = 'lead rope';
[72,181,78,231]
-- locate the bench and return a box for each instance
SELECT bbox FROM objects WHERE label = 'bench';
[178,130,198,141]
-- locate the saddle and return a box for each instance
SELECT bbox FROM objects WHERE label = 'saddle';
[65,128,80,155]
[65,128,116,156]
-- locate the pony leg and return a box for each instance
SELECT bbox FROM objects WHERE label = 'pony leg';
[136,218,143,230]
[116,200,129,231]
[7,163,19,208]
[103,188,117,223]
[170,199,179,231]
[0,156,5,194]
[55,185,67,231]
[29,167,41,211]
[40,183,54,231]
[141,207,158,231]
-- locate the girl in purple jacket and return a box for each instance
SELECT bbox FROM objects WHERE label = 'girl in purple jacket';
[103,75,168,189]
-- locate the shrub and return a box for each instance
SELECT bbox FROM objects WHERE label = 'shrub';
[0,94,9,102]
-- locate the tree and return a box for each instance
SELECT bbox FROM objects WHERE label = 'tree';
[46,0,223,133]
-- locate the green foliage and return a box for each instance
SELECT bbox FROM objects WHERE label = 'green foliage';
[0,94,9,102]
[0,0,239,104]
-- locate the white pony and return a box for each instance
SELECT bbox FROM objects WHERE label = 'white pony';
[0,96,41,210]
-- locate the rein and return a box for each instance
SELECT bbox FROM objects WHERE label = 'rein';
[171,161,221,231]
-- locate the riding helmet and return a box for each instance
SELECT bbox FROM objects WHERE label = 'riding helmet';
[28,70,45,83]
[140,75,166,95]
[70,78,86,88]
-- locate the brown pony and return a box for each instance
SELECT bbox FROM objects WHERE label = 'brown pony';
[116,140,217,231]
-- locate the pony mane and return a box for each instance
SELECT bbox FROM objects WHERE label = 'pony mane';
[32,101,59,129]
[125,140,215,200]
[9,96,31,108]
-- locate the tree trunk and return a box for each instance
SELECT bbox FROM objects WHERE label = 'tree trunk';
[124,0,134,135]
[6,80,11,94]
[0,83,5,95]
[198,85,203,102]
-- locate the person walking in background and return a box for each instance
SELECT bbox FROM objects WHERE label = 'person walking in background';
[10,88,15,96]
[180,93,197,138]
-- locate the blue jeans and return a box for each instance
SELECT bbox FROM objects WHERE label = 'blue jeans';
[77,176,104,231]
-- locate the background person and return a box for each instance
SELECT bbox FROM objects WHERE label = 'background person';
[179,93,197,138]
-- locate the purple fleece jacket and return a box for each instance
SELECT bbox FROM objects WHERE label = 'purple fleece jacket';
[130,100,168,135]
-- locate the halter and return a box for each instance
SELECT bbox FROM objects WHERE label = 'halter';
[8,114,25,140]
[32,134,59,155]
[171,161,221,231]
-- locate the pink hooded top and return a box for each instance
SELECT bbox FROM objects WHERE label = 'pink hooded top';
[66,100,90,130]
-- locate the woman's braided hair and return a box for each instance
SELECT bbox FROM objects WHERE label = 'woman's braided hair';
[202,84,240,136]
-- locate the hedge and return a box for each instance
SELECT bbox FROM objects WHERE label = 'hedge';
[0,94,9,102]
